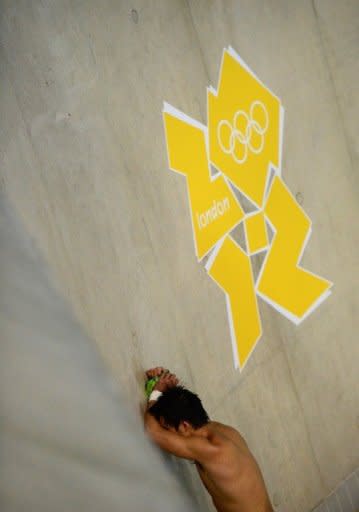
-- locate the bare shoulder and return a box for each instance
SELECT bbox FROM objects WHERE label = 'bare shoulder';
[210,420,240,433]
[209,421,247,445]
[186,423,236,463]
[205,422,252,462]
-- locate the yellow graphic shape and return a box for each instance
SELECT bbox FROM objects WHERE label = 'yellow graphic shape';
[207,237,262,370]
[163,107,244,260]
[208,48,282,207]
[257,176,332,323]
[244,211,269,255]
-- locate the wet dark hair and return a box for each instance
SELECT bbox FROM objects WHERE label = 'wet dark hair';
[149,386,209,430]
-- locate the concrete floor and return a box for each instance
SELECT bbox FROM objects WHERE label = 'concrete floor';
[0,1,358,511]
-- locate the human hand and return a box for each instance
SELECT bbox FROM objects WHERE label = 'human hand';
[153,372,179,392]
[145,367,167,380]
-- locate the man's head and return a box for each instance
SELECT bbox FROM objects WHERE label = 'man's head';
[149,386,209,435]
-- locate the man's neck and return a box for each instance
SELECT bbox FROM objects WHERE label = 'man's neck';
[192,423,211,438]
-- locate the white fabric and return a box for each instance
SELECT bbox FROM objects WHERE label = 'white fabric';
[149,390,163,402]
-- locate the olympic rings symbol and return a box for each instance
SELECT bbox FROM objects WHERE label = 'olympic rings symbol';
[217,101,269,165]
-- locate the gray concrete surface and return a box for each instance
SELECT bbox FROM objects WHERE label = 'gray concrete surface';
[0,192,202,512]
[313,469,359,512]
[0,1,358,511]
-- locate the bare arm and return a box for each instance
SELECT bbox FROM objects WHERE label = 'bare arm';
[145,409,216,461]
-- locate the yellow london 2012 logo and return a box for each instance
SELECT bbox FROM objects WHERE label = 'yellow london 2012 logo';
[163,46,332,371]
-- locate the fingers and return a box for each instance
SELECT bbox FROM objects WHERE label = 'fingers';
[145,368,179,391]
[153,370,179,392]
[146,366,166,378]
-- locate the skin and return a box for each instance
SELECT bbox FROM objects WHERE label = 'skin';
[144,367,273,512]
